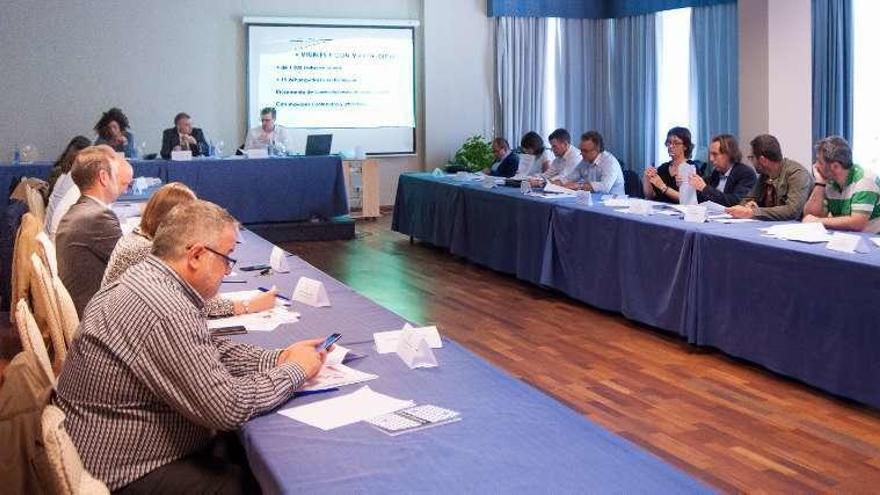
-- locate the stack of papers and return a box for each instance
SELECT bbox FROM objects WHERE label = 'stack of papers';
[542,182,577,196]
[761,223,832,243]
[208,290,300,332]
[279,386,414,431]
[299,344,375,392]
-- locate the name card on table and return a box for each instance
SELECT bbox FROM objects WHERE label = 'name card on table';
[170,150,193,161]
[373,324,443,354]
[396,328,438,369]
[683,205,708,223]
[245,148,269,159]
[269,246,290,273]
[291,276,330,307]
[826,232,872,254]
[432,167,445,177]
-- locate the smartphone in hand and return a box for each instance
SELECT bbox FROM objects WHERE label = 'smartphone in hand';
[317,333,342,351]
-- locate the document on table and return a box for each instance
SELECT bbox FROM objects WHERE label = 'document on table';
[713,217,756,223]
[279,385,414,431]
[299,363,377,392]
[543,182,576,196]
[208,290,300,332]
[761,223,832,243]
[374,325,443,354]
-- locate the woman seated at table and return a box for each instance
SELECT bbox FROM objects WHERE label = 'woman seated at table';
[47,135,91,195]
[94,107,137,158]
[102,182,277,316]
[517,131,554,177]
[643,126,703,203]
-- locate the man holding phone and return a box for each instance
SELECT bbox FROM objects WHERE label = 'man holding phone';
[54,200,328,494]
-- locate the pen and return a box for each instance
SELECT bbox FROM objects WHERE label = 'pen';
[259,286,291,301]
[223,279,247,284]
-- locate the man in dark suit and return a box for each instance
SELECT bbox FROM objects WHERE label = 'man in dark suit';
[690,134,757,207]
[56,145,133,316]
[160,112,208,159]
[486,137,519,177]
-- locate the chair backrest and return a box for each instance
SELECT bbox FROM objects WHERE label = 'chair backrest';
[25,184,47,224]
[14,299,55,382]
[623,169,644,199]
[52,276,80,347]
[11,212,41,319]
[41,405,110,495]
[35,231,58,278]
[30,253,67,372]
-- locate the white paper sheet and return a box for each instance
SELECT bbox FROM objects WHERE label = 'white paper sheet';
[209,290,300,332]
[542,182,576,196]
[374,325,442,354]
[299,363,378,392]
[760,223,832,243]
[278,386,414,430]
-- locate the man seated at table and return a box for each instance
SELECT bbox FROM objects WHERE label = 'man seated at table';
[244,106,291,151]
[802,135,880,233]
[484,137,519,177]
[56,145,133,316]
[54,200,328,493]
[540,128,581,182]
[559,131,625,195]
[160,112,208,159]
[726,134,812,220]
[689,134,756,207]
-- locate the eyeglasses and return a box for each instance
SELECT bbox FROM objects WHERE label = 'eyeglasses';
[202,245,237,270]
[665,140,684,148]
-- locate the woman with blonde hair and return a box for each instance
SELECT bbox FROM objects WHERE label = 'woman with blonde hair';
[102,182,276,316]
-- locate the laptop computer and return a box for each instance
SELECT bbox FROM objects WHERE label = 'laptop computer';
[305,134,333,156]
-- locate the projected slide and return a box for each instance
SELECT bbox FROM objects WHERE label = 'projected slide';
[248,23,416,154]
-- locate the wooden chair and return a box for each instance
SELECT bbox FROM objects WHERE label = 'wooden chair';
[29,253,66,372]
[13,299,54,383]
[25,184,47,224]
[40,405,110,495]
[10,212,41,322]
[52,276,79,347]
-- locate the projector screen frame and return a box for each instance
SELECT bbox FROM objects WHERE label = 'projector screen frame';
[243,17,419,156]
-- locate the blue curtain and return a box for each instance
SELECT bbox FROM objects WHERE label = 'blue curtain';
[812,0,853,143]
[556,14,656,172]
[690,2,738,155]
[495,17,549,146]
[489,0,734,19]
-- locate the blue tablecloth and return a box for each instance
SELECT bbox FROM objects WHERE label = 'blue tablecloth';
[0,156,348,225]
[228,230,709,494]
[392,173,880,408]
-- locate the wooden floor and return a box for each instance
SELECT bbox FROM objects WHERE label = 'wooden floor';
[281,215,880,494]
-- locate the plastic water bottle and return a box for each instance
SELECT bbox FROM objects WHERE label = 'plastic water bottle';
[678,162,698,205]
[12,144,20,166]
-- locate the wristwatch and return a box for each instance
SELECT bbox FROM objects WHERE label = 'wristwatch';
[242,300,250,314]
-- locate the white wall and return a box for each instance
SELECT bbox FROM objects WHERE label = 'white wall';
[423,0,494,169]
[738,0,813,167]
[0,0,431,205]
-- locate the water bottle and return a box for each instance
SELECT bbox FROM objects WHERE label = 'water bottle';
[12,144,20,166]
[678,162,698,205]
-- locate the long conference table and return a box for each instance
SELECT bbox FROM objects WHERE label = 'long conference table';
[392,173,880,410]
[0,155,349,225]
[226,229,709,493]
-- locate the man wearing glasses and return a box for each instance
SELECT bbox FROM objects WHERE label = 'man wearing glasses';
[727,134,813,220]
[55,200,327,493]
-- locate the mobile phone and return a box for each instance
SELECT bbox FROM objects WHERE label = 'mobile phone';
[210,325,248,336]
[240,263,271,272]
[317,333,342,351]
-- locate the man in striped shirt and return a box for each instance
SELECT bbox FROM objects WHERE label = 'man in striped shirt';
[803,136,880,233]
[55,200,327,493]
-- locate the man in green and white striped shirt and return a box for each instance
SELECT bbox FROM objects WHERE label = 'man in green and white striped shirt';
[803,136,880,233]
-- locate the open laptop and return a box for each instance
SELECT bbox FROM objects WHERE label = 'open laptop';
[305,134,333,156]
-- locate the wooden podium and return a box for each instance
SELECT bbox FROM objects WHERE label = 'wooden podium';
[342,159,381,219]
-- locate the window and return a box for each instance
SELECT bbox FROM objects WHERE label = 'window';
[853,0,880,172]
[655,7,693,163]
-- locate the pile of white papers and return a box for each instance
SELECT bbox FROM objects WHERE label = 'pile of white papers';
[299,344,376,392]
[279,385,414,431]
[208,290,300,332]
[542,182,577,196]
[761,223,832,243]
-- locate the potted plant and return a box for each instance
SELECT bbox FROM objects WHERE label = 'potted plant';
[446,135,494,173]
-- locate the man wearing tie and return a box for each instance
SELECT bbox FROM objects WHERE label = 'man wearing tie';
[161,112,208,159]
[726,134,812,220]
